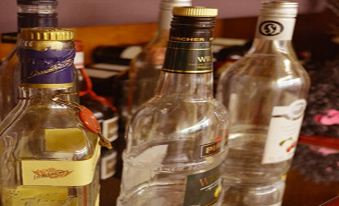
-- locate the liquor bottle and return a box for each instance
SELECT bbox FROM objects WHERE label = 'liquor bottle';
[125,0,192,119]
[118,7,228,206]
[75,41,119,181]
[0,28,100,205]
[0,0,58,120]
[217,1,310,184]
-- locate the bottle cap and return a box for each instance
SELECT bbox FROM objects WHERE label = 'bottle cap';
[17,0,57,5]
[261,1,298,18]
[20,28,74,41]
[173,7,218,17]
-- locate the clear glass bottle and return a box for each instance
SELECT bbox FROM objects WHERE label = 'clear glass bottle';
[0,28,100,206]
[125,0,192,120]
[217,1,310,184]
[118,7,228,206]
[222,178,285,206]
[0,0,58,120]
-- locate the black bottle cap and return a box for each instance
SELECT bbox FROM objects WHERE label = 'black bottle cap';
[17,0,57,5]
[18,13,58,28]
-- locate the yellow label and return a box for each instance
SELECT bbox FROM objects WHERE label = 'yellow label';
[2,186,78,206]
[21,142,100,186]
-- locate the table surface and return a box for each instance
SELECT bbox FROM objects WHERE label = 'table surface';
[99,167,339,206]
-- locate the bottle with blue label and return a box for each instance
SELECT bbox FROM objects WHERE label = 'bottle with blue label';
[217,0,310,185]
[0,28,100,206]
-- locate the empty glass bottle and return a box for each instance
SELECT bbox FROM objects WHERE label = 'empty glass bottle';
[217,1,310,184]
[118,7,228,206]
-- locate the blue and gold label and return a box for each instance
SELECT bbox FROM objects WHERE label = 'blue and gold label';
[19,48,75,88]
[163,36,213,73]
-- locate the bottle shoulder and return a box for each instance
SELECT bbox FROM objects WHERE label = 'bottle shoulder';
[128,96,228,135]
[0,102,98,161]
[219,53,310,83]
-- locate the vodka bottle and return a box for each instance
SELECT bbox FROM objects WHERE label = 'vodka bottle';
[217,1,310,184]
[118,7,228,206]
[125,0,191,119]
[0,0,58,120]
[0,28,100,206]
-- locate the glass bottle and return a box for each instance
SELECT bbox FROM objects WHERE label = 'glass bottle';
[0,28,100,206]
[217,1,310,184]
[75,41,119,181]
[0,0,58,120]
[124,0,192,120]
[118,7,228,206]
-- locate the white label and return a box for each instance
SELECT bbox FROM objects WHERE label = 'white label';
[74,52,84,69]
[255,17,296,40]
[100,151,117,180]
[102,117,119,142]
[262,99,307,164]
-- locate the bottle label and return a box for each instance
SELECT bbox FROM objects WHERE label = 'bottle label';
[163,36,213,73]
[255,17,296,40]
[262,99,307,164]
[21,140,101,186]
[200,136,223,158]
[183,165,222,206]
[19,48,75,88]
[101,116,119,142]
[100,150,117,180]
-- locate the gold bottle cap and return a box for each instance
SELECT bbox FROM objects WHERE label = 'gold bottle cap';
[261,1,298,18]
[20,28,75,41]
[173,7,218,17]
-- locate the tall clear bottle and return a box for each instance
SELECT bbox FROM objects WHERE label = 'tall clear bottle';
[217,1,310,184]
[0,28,100,206]
[0,0,58,120]
[118,7,228,206]
[125,0,191,119]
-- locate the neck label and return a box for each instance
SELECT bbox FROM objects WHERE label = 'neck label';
[19,48,75,88]
[163,37,213,73]
[256,17,295,40]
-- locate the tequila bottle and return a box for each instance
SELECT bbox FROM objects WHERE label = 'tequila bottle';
[0,0,58,120]
[118,7,228,206]
[217,1,310,184]
[0,28,100,206]
[125,0,191,120]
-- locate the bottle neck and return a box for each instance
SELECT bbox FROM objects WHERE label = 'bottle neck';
[17,4,58,29]
[156,15,215,99]
[155,72,213,98]
[248,14,297,59]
